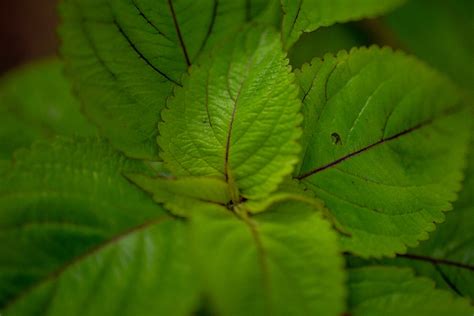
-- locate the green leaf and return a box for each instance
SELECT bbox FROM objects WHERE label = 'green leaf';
[60,0,278,159]
[385,0,474,93]
[281,0,405,49]
[127,174,231,216]
[191,201,345,316]
[2,219,198,316]
[352,130,474,299]
[0,59,96,159]
[347,266,474,316]
[294,47,471,257]
[0,138,198,315]
[159,26,302,200]
[397,129,474,299]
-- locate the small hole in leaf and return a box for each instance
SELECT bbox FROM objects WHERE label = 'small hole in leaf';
[331,132,342,145]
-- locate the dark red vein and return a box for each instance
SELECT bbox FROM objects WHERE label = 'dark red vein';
[434,264,463,296]
[296,113,441,180]
[2,216,169,311]
[398,253,474,271]
[224,97,238,182]
[113,20,182,86]
[168,0,191,66]
[196,0,218,58]
[131,0,171,41]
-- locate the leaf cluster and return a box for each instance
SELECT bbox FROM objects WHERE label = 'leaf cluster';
[0,1,473,315]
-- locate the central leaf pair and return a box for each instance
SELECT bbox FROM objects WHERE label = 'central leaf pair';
[159,26,302,201]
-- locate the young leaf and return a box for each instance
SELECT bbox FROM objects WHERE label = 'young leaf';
[127,174,231,216]
[281,0,406,49]
[60,0,278,159]
[191,201,345,316]
[159,26,302,200]
[347,267,473,316]
[0,137,193,311]
[0,59,96,159]
[295,47,471,257]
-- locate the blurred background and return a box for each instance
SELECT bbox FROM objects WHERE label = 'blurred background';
[0,0,59,75]
[1,0,471,90]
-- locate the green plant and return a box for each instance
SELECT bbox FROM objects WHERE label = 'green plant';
[0,0,473,315]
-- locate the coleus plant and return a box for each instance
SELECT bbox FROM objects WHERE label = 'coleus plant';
[0,0,473,315]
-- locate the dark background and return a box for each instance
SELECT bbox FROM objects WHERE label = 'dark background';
[0,0,59,75]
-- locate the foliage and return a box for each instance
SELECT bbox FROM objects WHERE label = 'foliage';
[0,0,472,315]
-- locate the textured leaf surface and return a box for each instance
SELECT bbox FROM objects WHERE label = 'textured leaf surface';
[2,220,197,316]
[191,201,345,316]
[0,59,96,159]
[355,131,474,299]
[128,174,231,216]
[348,267,473,316]
[401,131,474,299]
[295,47,471,257]
[60,0,279,159]
[160,26,302,200]
[0,138,197,315]
[281,0,405,49]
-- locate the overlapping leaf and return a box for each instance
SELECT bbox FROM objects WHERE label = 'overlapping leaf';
[60,0,282,159]
[159,26,302,200]
[128,174,231,217]
[295,47,471,257]
[347,267,473,316]
[353,131,474,299]
[0,59,96,160]
[191,200,345,316]
[281,0,406,49]
[0,138,198,315]
[400,131,474,299]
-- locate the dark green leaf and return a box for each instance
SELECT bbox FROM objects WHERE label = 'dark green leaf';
[0,59,96,159]
[295,47,471,257]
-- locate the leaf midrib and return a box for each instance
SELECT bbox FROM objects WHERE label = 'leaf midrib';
[167,0,191,66]
[398,253,474,271]
[242,216,272,315]
[296,107,461,180]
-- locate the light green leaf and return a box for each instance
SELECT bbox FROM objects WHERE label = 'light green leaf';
[281,0,405,49]
[0,138,199,315]
[191,201,345,316]
[60,0,278,159]
[159,26,302,200]
[127,174,231,216]
[348,266,474,316]
[295,47,471,257]
[0,59,96,159]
